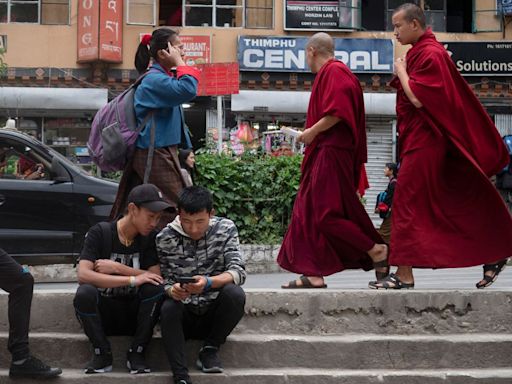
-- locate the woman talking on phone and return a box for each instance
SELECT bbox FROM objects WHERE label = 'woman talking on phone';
[111,28,200,229]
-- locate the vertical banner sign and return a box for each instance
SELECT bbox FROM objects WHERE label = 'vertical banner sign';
[99,0,123,63]
[77,0,99,62]
[181,35,211,65]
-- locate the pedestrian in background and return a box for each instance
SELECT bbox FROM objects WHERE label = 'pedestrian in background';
[110,28,200,229]
[178,149,196,187]
[370,3,512,289]
[375,162,398,244]
[278,32,389,289]
[0,248,62,379]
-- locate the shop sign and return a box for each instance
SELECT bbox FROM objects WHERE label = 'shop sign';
[498,0,512,15]
[181,35,211,65]
[138,34,211,66]
[238,36,393,73]
[196,63,239,96]
[99,0,123,63]
[285,0,358,30]
[442,41,512,76]
[77,0,100,62]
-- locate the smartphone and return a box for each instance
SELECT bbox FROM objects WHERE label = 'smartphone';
[176,277,197,285]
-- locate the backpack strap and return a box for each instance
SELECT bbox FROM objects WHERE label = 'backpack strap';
[98,222,113,260]
[143,116,156,184]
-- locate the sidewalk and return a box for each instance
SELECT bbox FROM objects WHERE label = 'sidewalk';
[31,265,512,291]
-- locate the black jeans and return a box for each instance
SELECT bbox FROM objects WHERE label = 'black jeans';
[0,248,34,361]
[73,283,164,353]
[160,284,246,381]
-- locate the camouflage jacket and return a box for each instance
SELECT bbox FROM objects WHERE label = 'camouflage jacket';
[156,216,246,314]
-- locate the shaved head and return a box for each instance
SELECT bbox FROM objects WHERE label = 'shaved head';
[307,32,335,57]
[393,3,426,29]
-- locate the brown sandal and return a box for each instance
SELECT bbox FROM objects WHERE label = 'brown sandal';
[373,258,390,281]
[281,275,327,289]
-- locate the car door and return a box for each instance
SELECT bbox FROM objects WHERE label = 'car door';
[0,134,76,261]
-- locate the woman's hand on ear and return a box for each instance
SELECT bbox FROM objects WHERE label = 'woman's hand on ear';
[159,42,185,69]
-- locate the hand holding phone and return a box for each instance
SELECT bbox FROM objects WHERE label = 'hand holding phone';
[176,276,198,286]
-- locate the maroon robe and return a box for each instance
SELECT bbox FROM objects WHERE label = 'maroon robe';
[390,29,512,268]
[277,59,383,276]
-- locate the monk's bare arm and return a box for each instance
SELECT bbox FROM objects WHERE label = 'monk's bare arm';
[395,58,423,108]
[298,115,341,145]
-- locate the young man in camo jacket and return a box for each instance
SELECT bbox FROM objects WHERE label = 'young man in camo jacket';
[157,186,247,384]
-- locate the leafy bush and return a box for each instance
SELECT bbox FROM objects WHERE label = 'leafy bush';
[195,153,302,244]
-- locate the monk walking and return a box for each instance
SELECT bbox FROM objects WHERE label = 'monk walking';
[279,33,389,289]
[370,3,512,289]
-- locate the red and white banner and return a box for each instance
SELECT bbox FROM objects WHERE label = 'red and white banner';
[99,0,123,62]
[77,0,99,62]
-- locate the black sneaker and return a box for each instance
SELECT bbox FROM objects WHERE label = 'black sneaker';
[174,378,192,384]
[84,348,113,374]
[196,346,223,373]
[9,355,62,379]
[126,347,150,374]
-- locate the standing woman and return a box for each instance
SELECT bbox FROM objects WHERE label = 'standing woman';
[178,149,195,187]
[111,28,200,229]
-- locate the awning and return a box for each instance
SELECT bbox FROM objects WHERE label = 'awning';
[0,87,108,118]
[231,90,397,116]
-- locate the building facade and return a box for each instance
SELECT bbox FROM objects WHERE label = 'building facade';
[1,0,511,218]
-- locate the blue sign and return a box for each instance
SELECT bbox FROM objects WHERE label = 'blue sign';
[238,36,394,73]
[499,0,512,16]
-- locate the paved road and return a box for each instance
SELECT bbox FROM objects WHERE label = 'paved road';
[30,265,512,291]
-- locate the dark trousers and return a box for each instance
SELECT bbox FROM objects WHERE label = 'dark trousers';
[73,283,164,352]
[0,249,34,361]
[160,284,246,381]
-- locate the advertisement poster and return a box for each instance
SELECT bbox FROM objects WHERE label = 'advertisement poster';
[181,35,211,65]
[138,34,211,65]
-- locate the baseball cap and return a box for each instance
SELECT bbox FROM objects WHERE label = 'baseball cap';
[127,184,172,212]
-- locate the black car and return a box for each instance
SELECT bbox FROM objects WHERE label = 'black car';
[0,128,118,265]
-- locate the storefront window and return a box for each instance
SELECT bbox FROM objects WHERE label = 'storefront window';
[361,0,473,33]
[245,0,273,28]
[41,0,69,25]
[160,0,251,27]
[0,0,69,24]
[127,0,156,25]
[43,118,93,168]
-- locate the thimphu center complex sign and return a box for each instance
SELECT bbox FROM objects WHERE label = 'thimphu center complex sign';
[238,36,394,73]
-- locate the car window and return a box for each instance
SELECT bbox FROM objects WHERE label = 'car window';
[0,138,50,181]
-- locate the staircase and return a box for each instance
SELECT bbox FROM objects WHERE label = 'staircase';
[1,289,512,383]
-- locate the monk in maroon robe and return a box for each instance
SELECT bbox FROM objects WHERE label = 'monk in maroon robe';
[279,33,388,289]
[370,4,512,289]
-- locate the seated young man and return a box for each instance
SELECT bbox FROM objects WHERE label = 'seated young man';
[157,186,247,384]
[73,184,169,374]
[0,248,62,379]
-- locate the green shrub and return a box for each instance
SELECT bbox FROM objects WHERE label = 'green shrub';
[195,153,302,244]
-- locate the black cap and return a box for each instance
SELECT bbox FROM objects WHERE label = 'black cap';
[127,184,172,212]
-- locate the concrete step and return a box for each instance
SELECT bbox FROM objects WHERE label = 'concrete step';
[1,289,512,335]
[2,368,512,384]
[1,333,511,371]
